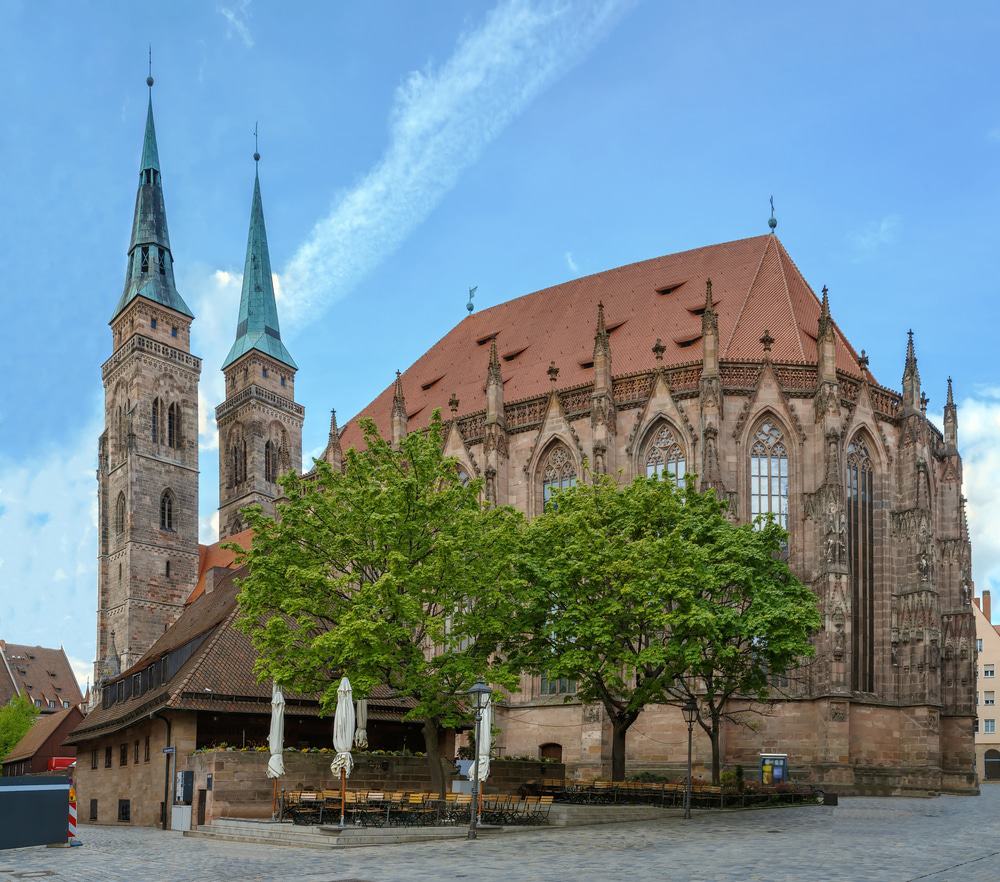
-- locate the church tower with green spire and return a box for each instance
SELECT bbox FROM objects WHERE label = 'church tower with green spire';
[216,156,303,538]
[95,75,201,684]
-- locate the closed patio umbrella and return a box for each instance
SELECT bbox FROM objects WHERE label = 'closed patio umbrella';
[330,677,355,827]
[354,697,368,750]
[266,682,285,818]
[476,694,492,783]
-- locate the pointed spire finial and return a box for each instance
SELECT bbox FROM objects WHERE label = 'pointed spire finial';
[859,349,869,370]
[449,392,460,415]
[547,361,560,384]
[467,285,477,314]
[705,278,714,311]
[487,338,502,385]
[253,121,260,163]
[768,195,777,232]
[596,300,607,336]
[329,408,339,437]
[947,376,954,406]
[920,391,929,414]
[392,370,407,417]
[652,338,665,361]
[760,329,775,353]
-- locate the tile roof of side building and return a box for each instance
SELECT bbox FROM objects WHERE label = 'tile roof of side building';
[340,234,871,449]
[2,706,84,764]
[0,641,84,710]
[69,562,413,743]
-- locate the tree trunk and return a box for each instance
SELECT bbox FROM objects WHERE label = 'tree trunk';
[709,718,721,785]
[422,718,446,798]
[610,713,637,782]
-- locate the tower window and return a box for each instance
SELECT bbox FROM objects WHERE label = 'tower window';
[159,490,175,531]
[150,317,157,330]
[165,560,170,578]
[847,435,876,694]
[158,248,166,275]
[280,375,286,387]
[265,440,277,483]
[262,367,269,379]
[151,398,161,443]
[171,326,177,338]
[140,246,149,273]
[167,403,181,449]
[115,492,126,536]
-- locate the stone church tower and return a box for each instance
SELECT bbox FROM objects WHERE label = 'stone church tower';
[216,157,302,538]
[95,79,201,681]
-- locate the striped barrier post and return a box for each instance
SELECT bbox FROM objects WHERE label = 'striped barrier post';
[68,785,77,842]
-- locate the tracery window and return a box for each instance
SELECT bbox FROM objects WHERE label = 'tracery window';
[140,246,149,273]
[159,490,174,532]
[541,444,576,505]
[167,403,181,450]
[157,248,166,275]
[230,436,247,486]
[114,492,126,536]
[847,435,875,693]
[457,466,471,487]
[749,419,788,529]
[644,423,686,484]
[264,440,277,483]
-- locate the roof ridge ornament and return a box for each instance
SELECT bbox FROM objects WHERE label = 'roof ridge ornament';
[467,285,477,314]
[768,195,777,233]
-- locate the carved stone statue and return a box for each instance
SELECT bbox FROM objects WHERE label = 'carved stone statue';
[832,613,846,661]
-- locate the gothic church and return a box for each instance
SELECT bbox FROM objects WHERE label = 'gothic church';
[91,79,978,796]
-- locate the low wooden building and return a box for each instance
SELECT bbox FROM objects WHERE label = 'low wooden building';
[2,706,83,776]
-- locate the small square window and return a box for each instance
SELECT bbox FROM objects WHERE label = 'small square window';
[117,799,131,823]
[985,665,996,678]
[150,318,157,330]
[986,691,996,706]
[985,719,997,734]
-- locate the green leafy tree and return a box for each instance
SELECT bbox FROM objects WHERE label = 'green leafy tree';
[661,499,821,784]
[511,472,702,781]
[236,413,525,796]
[0,695,39,761]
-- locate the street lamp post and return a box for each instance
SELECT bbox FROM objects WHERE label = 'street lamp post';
[467,680,492,841]
[682,698,697,820]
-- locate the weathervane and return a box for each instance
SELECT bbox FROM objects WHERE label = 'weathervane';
[147,45,154,90]
[253,121,260,163]
[768,195,777,232]
[466,285,477,314]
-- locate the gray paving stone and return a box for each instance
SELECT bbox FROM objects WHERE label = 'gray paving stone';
[2,787,998,882]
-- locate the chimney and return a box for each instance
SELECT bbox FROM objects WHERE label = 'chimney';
[984,589,992,623]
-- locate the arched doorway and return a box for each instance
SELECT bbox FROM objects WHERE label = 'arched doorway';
[539,743,563,763]
[986,749,1000,781]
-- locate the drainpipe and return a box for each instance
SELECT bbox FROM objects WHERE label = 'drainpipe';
[153,712,171,831]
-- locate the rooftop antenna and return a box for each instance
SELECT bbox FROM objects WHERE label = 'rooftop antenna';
[768,195,777,232]
[466,285,477,314]
[253,121,260,163]
[147,44,154,91]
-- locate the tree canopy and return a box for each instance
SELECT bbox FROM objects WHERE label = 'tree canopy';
[235,413,525,794]
[0,695,39,761]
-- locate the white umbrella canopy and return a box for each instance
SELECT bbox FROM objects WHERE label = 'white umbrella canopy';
[330,677,356,778]
[476,696,492,782]
[354,698,368,750]
[266,681,285,779]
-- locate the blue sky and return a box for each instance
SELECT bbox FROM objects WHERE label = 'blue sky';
[0,0,998,684]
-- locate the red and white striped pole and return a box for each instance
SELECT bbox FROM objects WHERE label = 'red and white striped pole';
[68,785,78,842]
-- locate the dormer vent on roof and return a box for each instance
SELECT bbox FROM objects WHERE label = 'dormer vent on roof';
[656,282,685,295]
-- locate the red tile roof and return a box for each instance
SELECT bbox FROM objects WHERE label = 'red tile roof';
[3,706,83,764]
[187,528,253,604]
[0,642,83,710]
[341,234,866,449]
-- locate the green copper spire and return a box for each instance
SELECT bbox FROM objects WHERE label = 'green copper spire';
[112,77,193,320]
[222,163,296,369]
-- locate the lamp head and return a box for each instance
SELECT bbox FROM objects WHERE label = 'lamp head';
[468,680,492,711]
[682,698,698,724]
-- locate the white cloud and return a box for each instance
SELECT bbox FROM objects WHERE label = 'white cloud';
[956,388,1000,615]
[200,510,220,546]
[218,1,255,49]
[67,655,93,695]
[0,407,101,672]
[848,214,900,256]
[565,251,580,274]
[280,0,630,330]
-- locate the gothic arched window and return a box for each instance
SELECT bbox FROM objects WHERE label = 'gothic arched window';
[457,466,472,487]
[264,440,277,483]
[644,423,686,484]
[151,398,161,444]
[167,403,181,450]
[847,435,875,693]
[115,492,126,536]
[749,418,788,529]
[159,490,174,532]
[541,443,576,506]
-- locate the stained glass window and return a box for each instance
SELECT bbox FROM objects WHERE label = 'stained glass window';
[542,444,576,505]
[847,435,875,693]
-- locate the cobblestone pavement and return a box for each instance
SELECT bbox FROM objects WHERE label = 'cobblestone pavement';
[3,787,998,882]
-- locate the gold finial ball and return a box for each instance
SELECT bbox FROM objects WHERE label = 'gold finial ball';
[147,76,154,88]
